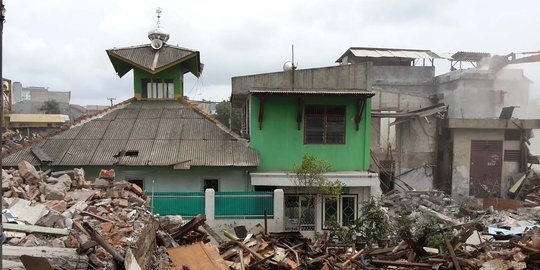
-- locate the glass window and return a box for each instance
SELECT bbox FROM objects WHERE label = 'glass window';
[141,78,175,100]
[284,195,315,231]
[305,106,346,144]
[322,195,357,228]
[323,197,338,227]
[167,82,174,99]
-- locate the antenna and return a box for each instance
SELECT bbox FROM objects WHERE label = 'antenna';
[283,44,298,71]
[107,97,116,107]
[292,44,296,70]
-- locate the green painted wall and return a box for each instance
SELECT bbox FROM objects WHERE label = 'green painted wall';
[249,96,371,171]
[133,66,183,99]
[48,165,251,192]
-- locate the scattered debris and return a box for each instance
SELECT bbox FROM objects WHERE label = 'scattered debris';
[3,163,540,269]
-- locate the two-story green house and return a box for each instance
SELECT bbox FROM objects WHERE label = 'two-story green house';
[231,63,380,232]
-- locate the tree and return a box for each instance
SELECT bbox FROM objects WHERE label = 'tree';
[214,100,241,133]
[39,100,61,114]
[292,154,344,230]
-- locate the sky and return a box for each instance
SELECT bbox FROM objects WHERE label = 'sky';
[3,0,540,106]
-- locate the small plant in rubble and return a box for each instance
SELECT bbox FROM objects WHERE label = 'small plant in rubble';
[325,196,393,246]
[413,216,453,249]
[358,196,392,246]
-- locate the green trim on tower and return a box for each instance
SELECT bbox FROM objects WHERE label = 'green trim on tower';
[133,67,183,100]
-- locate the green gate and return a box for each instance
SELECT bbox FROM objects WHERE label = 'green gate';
[147,192,205,218]
[215,192,274,219]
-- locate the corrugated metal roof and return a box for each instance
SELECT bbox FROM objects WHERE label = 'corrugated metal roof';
[349,47,443,59]
[116,109,140,119]
[102,118,136,140]
[249,89,375,96]
[77,120,110,140]
[8,114,70,123]
[89,140,128,165]
[335,47,447,63]
[156,118,184,139]
[53,126,82,139]
[60,140,101,166]
[451,51,491,62]
[42,139,73,166]
[129,118,159,140]
[162,108,185,118]
[119,139,155,166]
[148,139,180,165]
[3,100,259,167]
[138,109,162,119]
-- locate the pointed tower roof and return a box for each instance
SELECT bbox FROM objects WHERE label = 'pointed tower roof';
[106,8,202,78]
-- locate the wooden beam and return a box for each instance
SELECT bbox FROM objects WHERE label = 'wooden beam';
[445,238,462,270]
[3,246,88,270]
[355,98,366,131]
[3,223,69,236]
[83,221,125,263]
[171,214,206,239]
[258,98,265,130]
[297,98,304,130]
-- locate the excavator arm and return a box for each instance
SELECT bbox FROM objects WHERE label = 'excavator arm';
[489,51,540,71]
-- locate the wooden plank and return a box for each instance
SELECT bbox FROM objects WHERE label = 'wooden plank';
[371,259,433,268]
[483,197,524,210]
[3,223,69,236]
[445,238,462,270]
[201,222,225,244]
[83,221,125,263]
[167,242,224,270]
[171,214,206,238]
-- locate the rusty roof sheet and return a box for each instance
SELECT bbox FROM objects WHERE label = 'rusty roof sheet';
[3,100,259,167]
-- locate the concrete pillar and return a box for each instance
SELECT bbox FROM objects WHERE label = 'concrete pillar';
[273,189,284,232]
[315,195,323,232]
[205,188,215,222]
[370,184,382,198]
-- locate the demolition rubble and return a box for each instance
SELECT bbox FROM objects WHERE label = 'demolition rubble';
[2,162,540,269]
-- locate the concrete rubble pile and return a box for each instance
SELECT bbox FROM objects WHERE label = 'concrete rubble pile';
[375,190,540,269]
[2,161,160,270]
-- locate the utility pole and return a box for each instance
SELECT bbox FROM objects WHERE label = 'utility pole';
[107,97,116,107]
[1,1,6,166]
[0,0,5,260]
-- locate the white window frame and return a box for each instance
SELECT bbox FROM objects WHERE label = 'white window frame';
[322,195,358,228]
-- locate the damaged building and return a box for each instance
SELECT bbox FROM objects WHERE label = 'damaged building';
[337,47,540,197]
